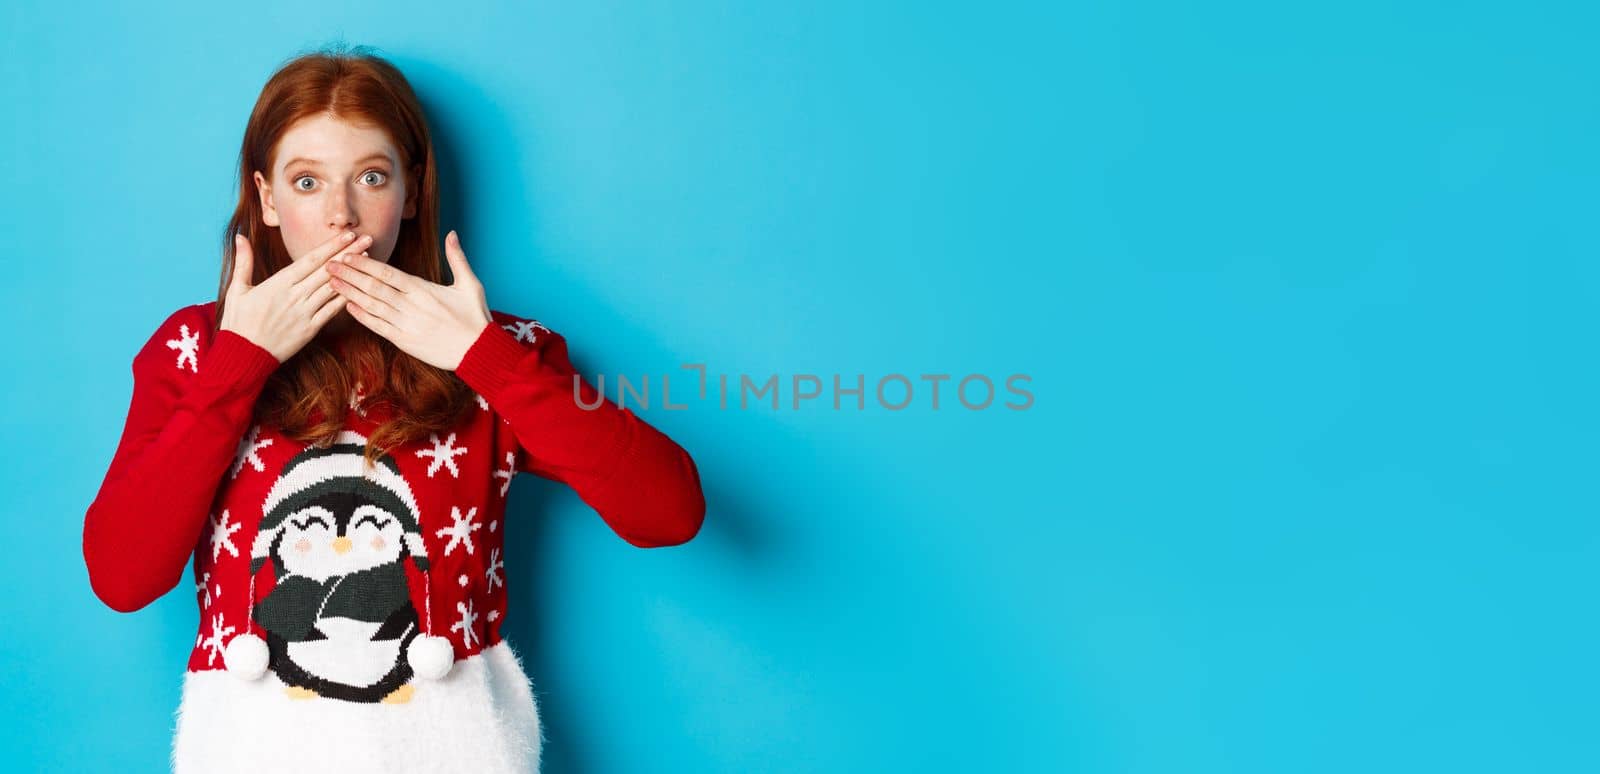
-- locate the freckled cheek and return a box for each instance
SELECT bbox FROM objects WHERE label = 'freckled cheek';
[368,212,404,259]
[280,210,324,255]
[294,538,312,554]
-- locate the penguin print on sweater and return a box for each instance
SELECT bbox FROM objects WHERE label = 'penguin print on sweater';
[237,430,456,704]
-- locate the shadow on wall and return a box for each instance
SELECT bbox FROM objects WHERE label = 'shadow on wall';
[411,57,797,773]
[412,55,864,774]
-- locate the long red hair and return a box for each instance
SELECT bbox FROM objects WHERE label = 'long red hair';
[215,44,475,465]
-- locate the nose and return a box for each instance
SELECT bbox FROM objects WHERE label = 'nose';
[327,189,357,233]
[331,536,353,554]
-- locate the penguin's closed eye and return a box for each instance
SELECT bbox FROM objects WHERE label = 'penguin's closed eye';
[293,514,332,531]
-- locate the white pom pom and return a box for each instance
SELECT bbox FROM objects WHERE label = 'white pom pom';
[408,634,455,680]
[224,633,269,680]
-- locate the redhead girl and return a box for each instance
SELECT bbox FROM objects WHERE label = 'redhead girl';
[82,46,705,773]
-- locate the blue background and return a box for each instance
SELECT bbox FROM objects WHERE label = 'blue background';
[1,1,1594,771]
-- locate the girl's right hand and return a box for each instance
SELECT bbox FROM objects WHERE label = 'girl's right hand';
[219,230,371,363]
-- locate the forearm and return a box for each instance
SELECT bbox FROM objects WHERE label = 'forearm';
[455,323,706,547]
[83,331,279,612]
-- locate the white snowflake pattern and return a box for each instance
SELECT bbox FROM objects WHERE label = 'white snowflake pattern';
[165,323,200,372]
[458,574,469,588]
[209,509,241,561]
[502,319,549,344]
[487,609,501,622]
[230,425,273,478]
[451,599,480,648]
[434,506,481,556]
[494,452,515,497]
[199,613,235,666]
[196,571,220,608]
[415,432,468,478]
[485,548,504,591]
[474,393,489,411]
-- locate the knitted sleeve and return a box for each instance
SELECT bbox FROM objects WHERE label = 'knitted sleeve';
[82,304,282,612]
[453,315,706,548]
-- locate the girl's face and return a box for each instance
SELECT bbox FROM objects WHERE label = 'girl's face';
[253,113,417,266]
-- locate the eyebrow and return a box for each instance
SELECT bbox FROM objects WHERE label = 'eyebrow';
[282,152,393,170]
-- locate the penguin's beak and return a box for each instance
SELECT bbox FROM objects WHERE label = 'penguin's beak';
[331,536,353,554]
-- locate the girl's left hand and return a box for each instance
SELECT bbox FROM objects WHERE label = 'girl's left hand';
[326,229,492,370]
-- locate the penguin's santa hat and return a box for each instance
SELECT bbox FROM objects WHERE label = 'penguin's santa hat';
[224,429,455,682]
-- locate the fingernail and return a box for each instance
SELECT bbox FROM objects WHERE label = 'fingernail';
[343,231,356,241]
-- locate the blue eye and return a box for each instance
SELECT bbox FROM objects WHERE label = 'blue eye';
[290,170,385,191]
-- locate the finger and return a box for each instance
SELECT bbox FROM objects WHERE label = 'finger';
[303,276,339,309]
[275,232,360,291]
[335,251,421,294]
[311,293,349,327]
[229,234,255,294]
[444,230,477,286]
[345,298,401,340]
[329,254,410,309]
[281,231,372,285]
[288,235,373,294]
[329,268,402,320]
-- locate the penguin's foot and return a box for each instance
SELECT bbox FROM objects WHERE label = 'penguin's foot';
[284,686,319,700]
[382,684,415,704]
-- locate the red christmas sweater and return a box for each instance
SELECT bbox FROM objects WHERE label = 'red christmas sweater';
[81,301,704,772]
